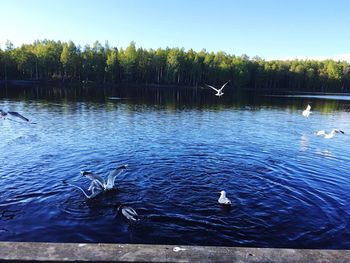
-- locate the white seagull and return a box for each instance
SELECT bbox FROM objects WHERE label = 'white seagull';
[218,190,232,205]
[315,129,344,139]
[0,109,29,122]
[70,164,128,198]
[302,104,312,118]
[205,80,231,97]
[117,205,140,222]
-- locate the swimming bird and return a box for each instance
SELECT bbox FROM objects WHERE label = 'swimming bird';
[302,104,312,118]
[315,129,344,139]
[71,164,128,198]
[117,205,140,222]
[205,80,231,97]
[0,109,29,122]
[218,190,232,205]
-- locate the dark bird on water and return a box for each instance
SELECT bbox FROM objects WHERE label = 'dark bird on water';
[0,109,29,122]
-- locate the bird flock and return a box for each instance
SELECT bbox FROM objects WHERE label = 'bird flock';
[69,163,233,222]
[1,86,346,225]
[302,104,345,139]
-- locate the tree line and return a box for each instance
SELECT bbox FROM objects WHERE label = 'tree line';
[1,39,350,92]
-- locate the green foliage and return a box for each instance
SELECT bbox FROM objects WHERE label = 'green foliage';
[60,41,79,80]
[119,41,138,81]
[1,39,350,92]
[106,48,120,83]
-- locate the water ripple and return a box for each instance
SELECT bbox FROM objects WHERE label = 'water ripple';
[1,94,350,248]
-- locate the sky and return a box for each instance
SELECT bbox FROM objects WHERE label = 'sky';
[0,0,349,61]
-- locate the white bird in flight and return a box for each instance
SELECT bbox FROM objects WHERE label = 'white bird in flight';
[205,80,231,97]
[218,190,232,205]
[69,164,128,198]
[302,104,312,118]
[0,109,29,122]
[117,205,140,222]
[315,129,344,139]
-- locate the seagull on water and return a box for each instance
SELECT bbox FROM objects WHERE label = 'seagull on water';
[302,104,312,118]
[205,80,231,97]
[218,190,232,205]
[117,205,140,222]
[315,129,344,139]
[0,109,29,122]
[69,164,128,198]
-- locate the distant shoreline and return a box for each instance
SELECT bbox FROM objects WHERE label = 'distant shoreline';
[1,79,350,96]
[0,79,192,89]
[1,40,349,94]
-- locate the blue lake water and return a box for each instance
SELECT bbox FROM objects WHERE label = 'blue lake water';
[1,86,350,248]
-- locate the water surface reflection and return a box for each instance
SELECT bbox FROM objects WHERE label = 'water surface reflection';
[1,85,350,248]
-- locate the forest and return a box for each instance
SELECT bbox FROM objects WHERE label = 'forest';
[1,40,350,92]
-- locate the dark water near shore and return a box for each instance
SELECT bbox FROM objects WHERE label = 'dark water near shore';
[1,85,350,248]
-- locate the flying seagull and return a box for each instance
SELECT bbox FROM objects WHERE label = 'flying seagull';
[205,80,231,97]
[315,129,344,139]
[0,109,29,122]
[70,164,128,198]
[117,205,140,222]
[302,104,312,118]
[218,190,232,205]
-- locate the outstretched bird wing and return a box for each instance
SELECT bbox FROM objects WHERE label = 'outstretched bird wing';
[81,172,105,189]
[8,111,29,122]
[316,130,326,136]
[205,84,220,92]
[106,164,128,189]
[68,183,101,199]
[219,80,231,91]
[332,129,345,134]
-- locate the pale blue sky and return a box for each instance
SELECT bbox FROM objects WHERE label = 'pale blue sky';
[1,0,349,60]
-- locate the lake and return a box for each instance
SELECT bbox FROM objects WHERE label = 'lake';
[1,85,350,248]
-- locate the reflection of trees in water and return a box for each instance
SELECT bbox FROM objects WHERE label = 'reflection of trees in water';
[1,85,350,114]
